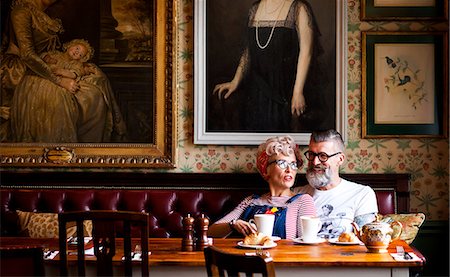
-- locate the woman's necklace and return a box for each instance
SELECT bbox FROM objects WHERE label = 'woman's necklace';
[255,0,286,50]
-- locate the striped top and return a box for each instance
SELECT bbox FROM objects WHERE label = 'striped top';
[214,193,316,239]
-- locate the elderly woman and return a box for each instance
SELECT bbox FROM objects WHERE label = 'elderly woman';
[208,136,316,239]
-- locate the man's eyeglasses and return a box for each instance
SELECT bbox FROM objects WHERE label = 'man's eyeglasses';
[304,151,342,162]
[268,159,299,170]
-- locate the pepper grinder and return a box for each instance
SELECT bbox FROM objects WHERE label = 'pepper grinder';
[181,213,195,251]
[195,213,209,250]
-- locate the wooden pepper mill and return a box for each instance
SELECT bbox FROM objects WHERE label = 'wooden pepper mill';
[195,213,209,251]
[181,213,195,251]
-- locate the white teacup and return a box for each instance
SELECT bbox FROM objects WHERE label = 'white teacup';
[300,216,321,242]
[249,214,275,237]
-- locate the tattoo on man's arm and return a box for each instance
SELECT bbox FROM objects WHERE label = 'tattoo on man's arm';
[354,213,377,227]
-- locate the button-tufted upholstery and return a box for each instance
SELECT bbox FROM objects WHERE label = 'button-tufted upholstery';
[0,189,255,237]
[0,172,410,238]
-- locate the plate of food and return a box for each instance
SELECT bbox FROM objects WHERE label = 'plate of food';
[328,232,362,245]
[237,241,277,249]
[237,233,277,249]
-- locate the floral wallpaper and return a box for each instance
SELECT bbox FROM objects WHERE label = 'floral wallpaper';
[174,0,449,220]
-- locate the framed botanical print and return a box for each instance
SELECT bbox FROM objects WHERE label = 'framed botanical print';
[362,31,448,138]
[361,0,449,21]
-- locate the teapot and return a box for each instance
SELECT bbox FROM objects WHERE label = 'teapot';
[351,216,402,253]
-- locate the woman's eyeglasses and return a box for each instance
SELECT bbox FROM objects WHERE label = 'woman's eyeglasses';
[268,159,298,170]
[304,151,342,162]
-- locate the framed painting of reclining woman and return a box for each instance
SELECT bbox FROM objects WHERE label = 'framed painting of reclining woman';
[194,0,347,145]
[0,0,176,168]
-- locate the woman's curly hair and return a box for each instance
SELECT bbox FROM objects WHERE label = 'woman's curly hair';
[256,136,302,178]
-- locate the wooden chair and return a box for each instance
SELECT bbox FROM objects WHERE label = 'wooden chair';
[58,210,149,277]
[0,246,45,276]
[204,245,276,277]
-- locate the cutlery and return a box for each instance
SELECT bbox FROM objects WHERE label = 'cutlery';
[396,246,412,260]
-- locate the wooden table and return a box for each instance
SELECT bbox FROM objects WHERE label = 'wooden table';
[0,237,425,277]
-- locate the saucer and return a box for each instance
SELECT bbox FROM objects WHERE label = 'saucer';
[292,237,326,245]
[237,241,277,249]
[328,238,363,245]
[271,236,281,242]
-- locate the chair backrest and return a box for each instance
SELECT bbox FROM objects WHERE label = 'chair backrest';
[0,246,45,276]
[204,246,276,277]
[58,210,149,277]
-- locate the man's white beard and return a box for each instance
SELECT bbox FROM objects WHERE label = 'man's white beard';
[306,166,332,189]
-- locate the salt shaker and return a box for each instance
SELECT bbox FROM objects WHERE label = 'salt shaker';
[181,213,195,251]
[195,213,209,250]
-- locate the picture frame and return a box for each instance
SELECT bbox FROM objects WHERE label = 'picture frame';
[362,31,448,138]
[194,0,347,145]
[0,0,176,168]
[361,0,449,21]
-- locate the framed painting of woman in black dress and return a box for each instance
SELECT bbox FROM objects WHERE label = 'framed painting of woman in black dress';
[194,0,347,145]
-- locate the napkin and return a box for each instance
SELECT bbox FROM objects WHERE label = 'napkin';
[85,247,95,256]
[43,250,59,260]
[390,252,421,261]
[121,252,152,261]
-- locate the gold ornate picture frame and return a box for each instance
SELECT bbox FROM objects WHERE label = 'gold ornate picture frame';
[0,0,176,168]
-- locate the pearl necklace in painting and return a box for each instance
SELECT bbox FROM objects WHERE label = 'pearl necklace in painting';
[255,0,286,50]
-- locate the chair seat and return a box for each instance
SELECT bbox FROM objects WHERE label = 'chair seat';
[0,246,45,276]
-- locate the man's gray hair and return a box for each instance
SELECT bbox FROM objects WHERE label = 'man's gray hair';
[310,129,345,152]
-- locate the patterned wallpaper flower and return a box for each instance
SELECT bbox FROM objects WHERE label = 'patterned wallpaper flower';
[174,0,449,220]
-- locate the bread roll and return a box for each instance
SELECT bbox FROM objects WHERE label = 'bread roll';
[338,232,357,242]
[243,232,273,246]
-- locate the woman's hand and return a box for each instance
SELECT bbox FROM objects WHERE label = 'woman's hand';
[291,90,306,116]
[59,77,80,94]
[231,219,257,236]
[213,81,238,100]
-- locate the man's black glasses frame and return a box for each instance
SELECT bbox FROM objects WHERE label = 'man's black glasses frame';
[304,151,342,162]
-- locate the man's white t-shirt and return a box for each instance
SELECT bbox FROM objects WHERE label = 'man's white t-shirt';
[295,179,378,239]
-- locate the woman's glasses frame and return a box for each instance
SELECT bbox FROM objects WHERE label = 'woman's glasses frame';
[267,159,299,170]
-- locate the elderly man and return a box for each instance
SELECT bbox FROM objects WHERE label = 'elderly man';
[295,129,378,239]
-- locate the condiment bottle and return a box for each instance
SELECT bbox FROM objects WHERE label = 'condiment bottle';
[195,213,209,250]
[181,213,195,251]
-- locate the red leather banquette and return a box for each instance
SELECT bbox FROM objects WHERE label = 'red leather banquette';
[0,172,410,238]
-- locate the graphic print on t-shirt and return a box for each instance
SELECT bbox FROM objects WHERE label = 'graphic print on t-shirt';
[317,204,347,239]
